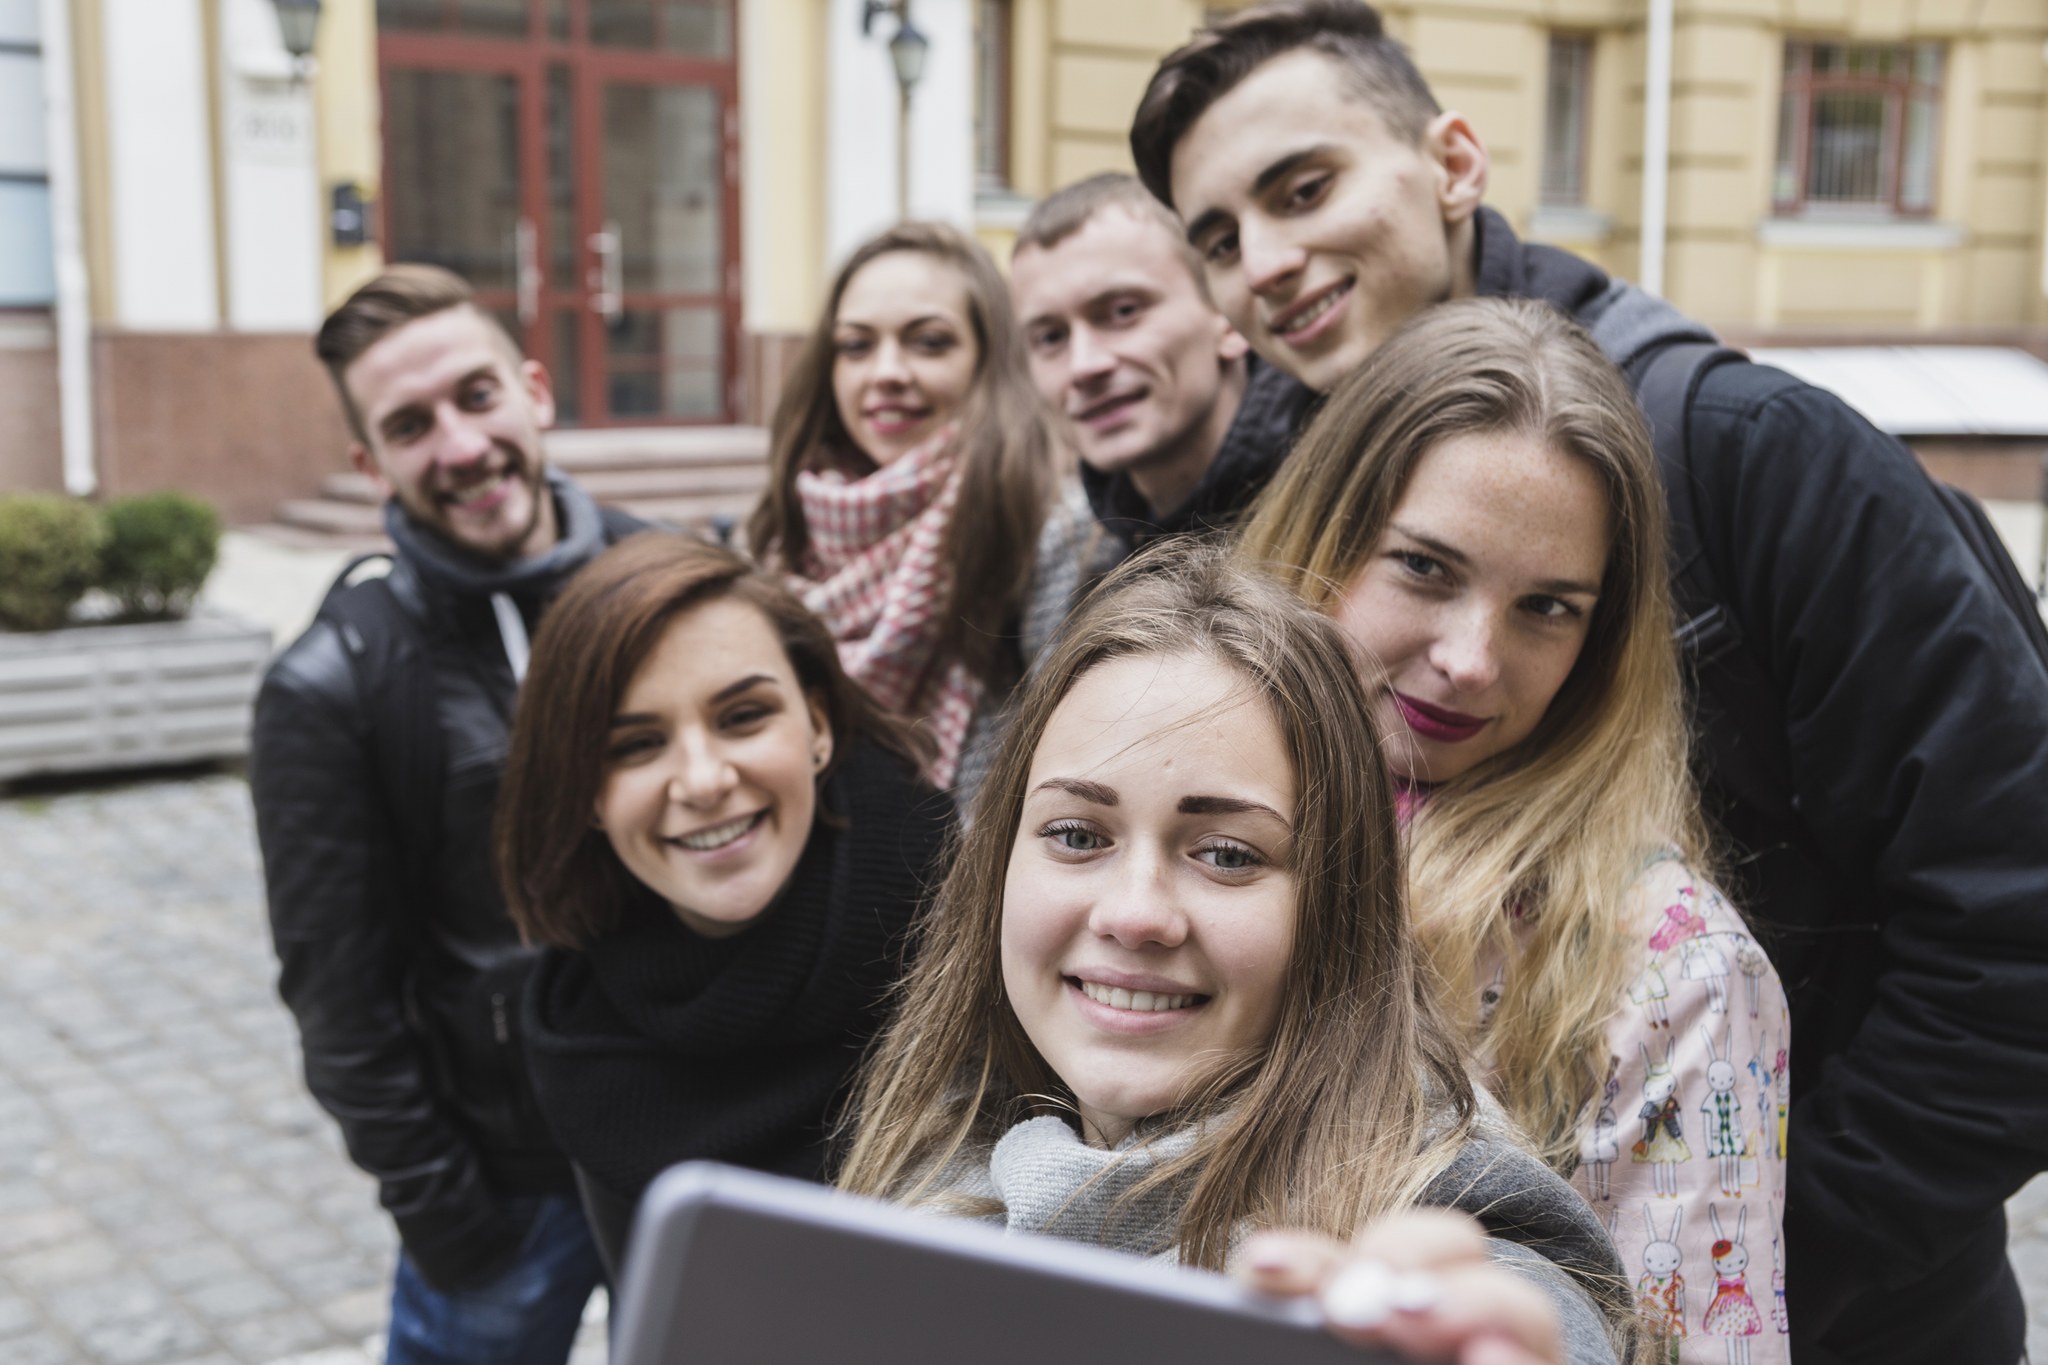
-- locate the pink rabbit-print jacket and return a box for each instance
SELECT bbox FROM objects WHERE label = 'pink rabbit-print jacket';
[1475,854,1791,1363]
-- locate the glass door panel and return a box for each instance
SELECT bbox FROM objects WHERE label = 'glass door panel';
[378,0,532,37]
[589,0,733,57]
[597,80,727,419]
[603,83,721,294]
[383,69,524,291]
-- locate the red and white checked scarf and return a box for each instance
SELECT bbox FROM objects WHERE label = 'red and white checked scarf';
[794,424,982,787]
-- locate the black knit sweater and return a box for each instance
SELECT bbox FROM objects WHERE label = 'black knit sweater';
[520,742,953,1269]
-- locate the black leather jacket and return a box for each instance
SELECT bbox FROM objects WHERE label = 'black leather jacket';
[250,473,641,1291]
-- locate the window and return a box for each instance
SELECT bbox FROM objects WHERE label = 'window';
[1775,41,1942,216]
[974,0,1011,190]
[1542,35,1593,206]
[0,1,53,308]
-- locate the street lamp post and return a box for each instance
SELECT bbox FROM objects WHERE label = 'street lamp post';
[863,0,929,221]
[270,0,322,78]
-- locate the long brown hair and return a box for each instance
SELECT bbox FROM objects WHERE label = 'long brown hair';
[744,222,1062,693]
[497,532,922,950]
[1237,297,1706,1167]
[836,544,1475,1268]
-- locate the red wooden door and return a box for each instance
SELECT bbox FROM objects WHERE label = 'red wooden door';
[377,1,740,425]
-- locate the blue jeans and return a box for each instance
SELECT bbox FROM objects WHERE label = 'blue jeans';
[386,1194,605,1365]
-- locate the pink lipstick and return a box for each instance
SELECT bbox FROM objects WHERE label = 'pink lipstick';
[1393,692,1488,743]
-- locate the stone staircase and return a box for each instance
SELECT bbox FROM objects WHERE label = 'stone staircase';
[262,425,771,547]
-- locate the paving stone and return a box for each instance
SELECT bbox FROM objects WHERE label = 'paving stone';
[182,1274,289,1326]
[5,1332,84,1365]
[142,1245,250,1294]
[243,1226,343,1272]
[4,1236,123,1288]
[312,1289,385,1340]
[0,1290,40,1337]
[73,1309,212,1365]
[0,1207,93,1255]
[214,1309,329,1362]
[271,1256,388,1305]
[45,1275,170,1332]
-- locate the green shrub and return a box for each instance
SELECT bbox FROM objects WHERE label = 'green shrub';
[0,494,106,631]
[100,491,221,621]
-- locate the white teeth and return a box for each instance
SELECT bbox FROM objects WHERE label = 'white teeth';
[1079,980,1196,1012]
[448,472,506,505]
[1282,283,1348,335]
[674,814,757,851]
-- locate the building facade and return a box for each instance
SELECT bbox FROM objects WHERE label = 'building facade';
[5,0,2048,518]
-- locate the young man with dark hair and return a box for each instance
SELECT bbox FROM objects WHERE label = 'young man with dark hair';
[252,265,641,1364]
[1010,173,1314,557]
[1131,5,2048,1362]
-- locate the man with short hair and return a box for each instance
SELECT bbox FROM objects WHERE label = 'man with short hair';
[252,265,640,1364]
[1010,172,1313,558]
[1130,5,2048,1362]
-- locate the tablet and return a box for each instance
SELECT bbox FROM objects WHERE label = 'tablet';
[611,1161,1399,1364]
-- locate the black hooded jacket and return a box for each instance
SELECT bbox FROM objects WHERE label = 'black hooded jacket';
[250,472,643,1292]
[1080,354,1318,564]
[1234,206,2047,1362]
[1464,207,2048,1364]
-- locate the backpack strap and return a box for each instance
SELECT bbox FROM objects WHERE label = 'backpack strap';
[1625,341,1803,827]
[315,553,444,902]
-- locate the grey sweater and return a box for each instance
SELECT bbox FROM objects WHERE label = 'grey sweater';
[925,1114,1623,1365]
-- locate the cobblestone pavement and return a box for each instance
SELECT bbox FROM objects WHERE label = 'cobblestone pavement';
[0,770,2043,1363]
[0,773,604,1365]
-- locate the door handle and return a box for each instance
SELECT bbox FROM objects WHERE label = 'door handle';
[588,221,622,322]
[515,218,539,325]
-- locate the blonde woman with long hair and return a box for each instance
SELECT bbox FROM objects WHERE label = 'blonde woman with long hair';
[1239,298,1791,1364]
[839,548,1632,1364]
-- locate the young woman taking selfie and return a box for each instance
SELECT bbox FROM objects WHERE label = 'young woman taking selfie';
[746,222,1096,808]
[495,534,954,1273]
[838,548,1633,1364]
[1240,298,1791,1362]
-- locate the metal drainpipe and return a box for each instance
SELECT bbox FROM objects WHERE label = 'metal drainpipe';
[38,0,96,497]
[1640,0,1674,298]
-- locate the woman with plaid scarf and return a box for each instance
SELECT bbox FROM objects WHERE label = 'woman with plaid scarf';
[745,222,1100,812]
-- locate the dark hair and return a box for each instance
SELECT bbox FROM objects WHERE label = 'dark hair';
[496,532,923,949]
[1013,173,1209,299]
[744,221,1062,693]
[1130,0,1440,207]
[315,264,521,442]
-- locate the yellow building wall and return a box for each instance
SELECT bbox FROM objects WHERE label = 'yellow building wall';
[741,0,828,332]
[315,0,383,308]
[988,0,2048,331]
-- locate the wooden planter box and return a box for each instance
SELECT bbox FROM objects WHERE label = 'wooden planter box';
[0,610,273,782]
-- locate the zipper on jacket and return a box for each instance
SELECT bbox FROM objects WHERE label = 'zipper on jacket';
[491,992,510,1045]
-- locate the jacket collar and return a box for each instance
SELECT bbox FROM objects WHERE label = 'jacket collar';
[385,466,611,605]
[1080,355,1319,550]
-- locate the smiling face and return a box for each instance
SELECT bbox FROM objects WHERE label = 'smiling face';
[1001,651,1297,1147]
[344,306,559,562]
[1335,430,1610,784]
[594,596,833,939]
[1169,50,1485,394]
[1011,208,1249,514]
[830,251,981,467]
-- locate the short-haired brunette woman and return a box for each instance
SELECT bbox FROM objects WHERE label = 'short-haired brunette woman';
[1240,298,1791,1363]
[496,534,954,1274]
[838,548,1634,1365]
[746,222,1099,811]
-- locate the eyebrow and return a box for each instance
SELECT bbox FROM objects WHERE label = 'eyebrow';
[1389,522,1602,598]
[1178,794,1290,825]
[1182,145,1336,247]
[835,315,955,333]
[1031,777,1119,806]
[376,365,497,436]
[608,673,778,727]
